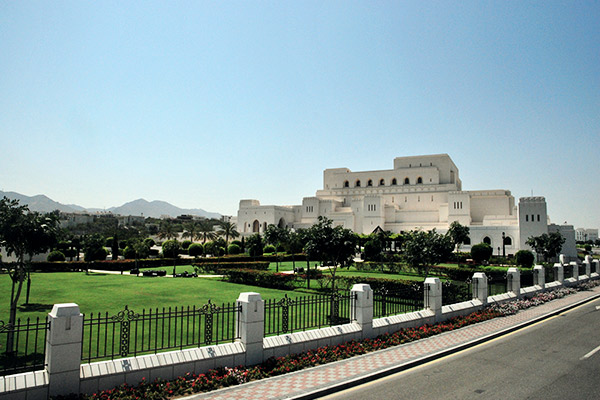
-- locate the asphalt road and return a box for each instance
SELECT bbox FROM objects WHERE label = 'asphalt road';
[322,298,600,400]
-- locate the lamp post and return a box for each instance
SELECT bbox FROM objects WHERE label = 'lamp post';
[502,232,506,258]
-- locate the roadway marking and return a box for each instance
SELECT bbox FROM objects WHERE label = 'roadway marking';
[581,344,600,360]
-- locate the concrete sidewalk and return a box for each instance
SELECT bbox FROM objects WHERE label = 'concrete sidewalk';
[182,286,600,400]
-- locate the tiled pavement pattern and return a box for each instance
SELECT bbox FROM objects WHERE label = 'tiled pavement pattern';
[184,286,600,400]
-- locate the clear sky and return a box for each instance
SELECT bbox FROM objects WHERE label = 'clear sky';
[1,2,598,229]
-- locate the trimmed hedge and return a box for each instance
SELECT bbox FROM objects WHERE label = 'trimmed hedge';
[193,261,270,274]
[221,269,298,290]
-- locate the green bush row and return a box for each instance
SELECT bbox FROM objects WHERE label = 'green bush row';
[193,262,270,274]
[221,269,298,290]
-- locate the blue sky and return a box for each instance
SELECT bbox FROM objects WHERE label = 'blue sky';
[1,2,598,229]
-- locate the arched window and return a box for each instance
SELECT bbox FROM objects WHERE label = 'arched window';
[278,218,286,228]
[356,180,361,187]
[252,220,260,233]
[379,179,385,186]
[464,237,471,245]
[344,180,349,188]
[263,222,267,232]
[417,177,423,184]
[367,179,373,187]
[483,236,491,245]
[404,177,410,185]
[391,178,397,185]
[504,236,512,246]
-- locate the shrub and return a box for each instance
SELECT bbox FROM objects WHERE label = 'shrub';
[515,250,535,268]
[123,246,137,260]
[188,243,204,257]
[222,269,298,290]
[144,238,156,248]
[471,243,493,264]
[263,244,276,254]
[227,243,241,255]
[181,240,192,250]
[47,250,66,262]
[162,240,180,258]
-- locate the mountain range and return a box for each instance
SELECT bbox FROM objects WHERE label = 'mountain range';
[0,191,222,219]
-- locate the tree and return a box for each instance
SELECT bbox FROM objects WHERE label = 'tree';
[446,221,470,253]
[161,240,180,258]
[198,220,218,244]
[264,224,290,272]
[526,232,565,262]
[218,221,240,251]
[470,243,493,265]
[157,220,178,241]
[0,197,59,353]
[188,243,204,257]
[181,221,200,244]
[83,234,107,262]
[402,229,453,277]
[515,250,535,268]
[246,233,264,258]
[303,217,358,291]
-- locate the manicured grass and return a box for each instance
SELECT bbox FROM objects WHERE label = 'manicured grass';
[0,272,301,322]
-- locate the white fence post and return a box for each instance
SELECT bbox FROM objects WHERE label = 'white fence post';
[472,272,488,305]
[554,263,564,284]
[533,265,545,289]
[506,268,520,298]
[593,260,600,275]
[351,284,373,339]
[46,303,83,398]
[424,277,442,321]
[236,292,264,366]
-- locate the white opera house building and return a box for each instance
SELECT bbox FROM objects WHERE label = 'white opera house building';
[237,154,576,258]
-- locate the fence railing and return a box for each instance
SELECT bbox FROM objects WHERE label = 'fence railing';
[0,317,48,376]
[442,279,472,305]
[373,286,423,317]
[264,292,355,336]
[82,301,241,363]
[488,275,508,296]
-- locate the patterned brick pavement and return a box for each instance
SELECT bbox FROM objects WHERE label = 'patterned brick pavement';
[184,286,600,400]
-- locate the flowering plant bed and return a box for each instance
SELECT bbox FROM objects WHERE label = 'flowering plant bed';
[54,282,599,400]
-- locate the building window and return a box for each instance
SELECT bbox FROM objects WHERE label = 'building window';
[504,236,512,246]
[356,180,361,187]
[537,215,540,222]
[367,179,373,187]
[417,177,423,184]
[379,179,385,186]
[404,177,410,185]
[344,180,349,188]
[526,215,529,222]
[483,236,491,245]
[391,178,397,185]
[431,196,434,202]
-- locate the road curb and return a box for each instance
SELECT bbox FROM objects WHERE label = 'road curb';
[288,291,600,400]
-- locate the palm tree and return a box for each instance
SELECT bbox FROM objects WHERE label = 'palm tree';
[219,221,240,249]
[198,219,217,244]
[157,220,178,241]
[182,221,200,243]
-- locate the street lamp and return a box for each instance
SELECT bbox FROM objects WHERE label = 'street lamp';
[502,232,506,258]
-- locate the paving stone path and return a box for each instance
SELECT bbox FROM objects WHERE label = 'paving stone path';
[183,286,600,400]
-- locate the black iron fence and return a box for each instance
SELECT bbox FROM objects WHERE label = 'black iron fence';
[374,286,423,317]
[264,292,355,336]
[82,301,241,363]
[442,279,473,305]
[0,317,48,376]
[488,275,508,296]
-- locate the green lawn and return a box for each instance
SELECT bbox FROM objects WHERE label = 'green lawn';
[0,272,302,322]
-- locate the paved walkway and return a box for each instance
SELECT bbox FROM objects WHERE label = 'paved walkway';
[182,285,600,400]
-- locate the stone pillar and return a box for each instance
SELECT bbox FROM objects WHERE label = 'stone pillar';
[424,277,442,321]
[351,284,373,339]
[593,260,600,275]
[559,254,567,265]
[236,292,264,366]
[570,261,579,280]
[533,265,545,289]
[584,261,591,277]
[507,268,521,298]
[46,303,83,398]
[553,263,564,283]
[472,272,488,305]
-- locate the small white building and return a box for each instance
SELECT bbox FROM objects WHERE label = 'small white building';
[575,228,598,242]
[237,154,577,258]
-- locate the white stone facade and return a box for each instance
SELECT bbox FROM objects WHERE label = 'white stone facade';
[237,154,577,258]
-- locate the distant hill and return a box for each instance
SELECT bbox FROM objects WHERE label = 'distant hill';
[0,191,222,219]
